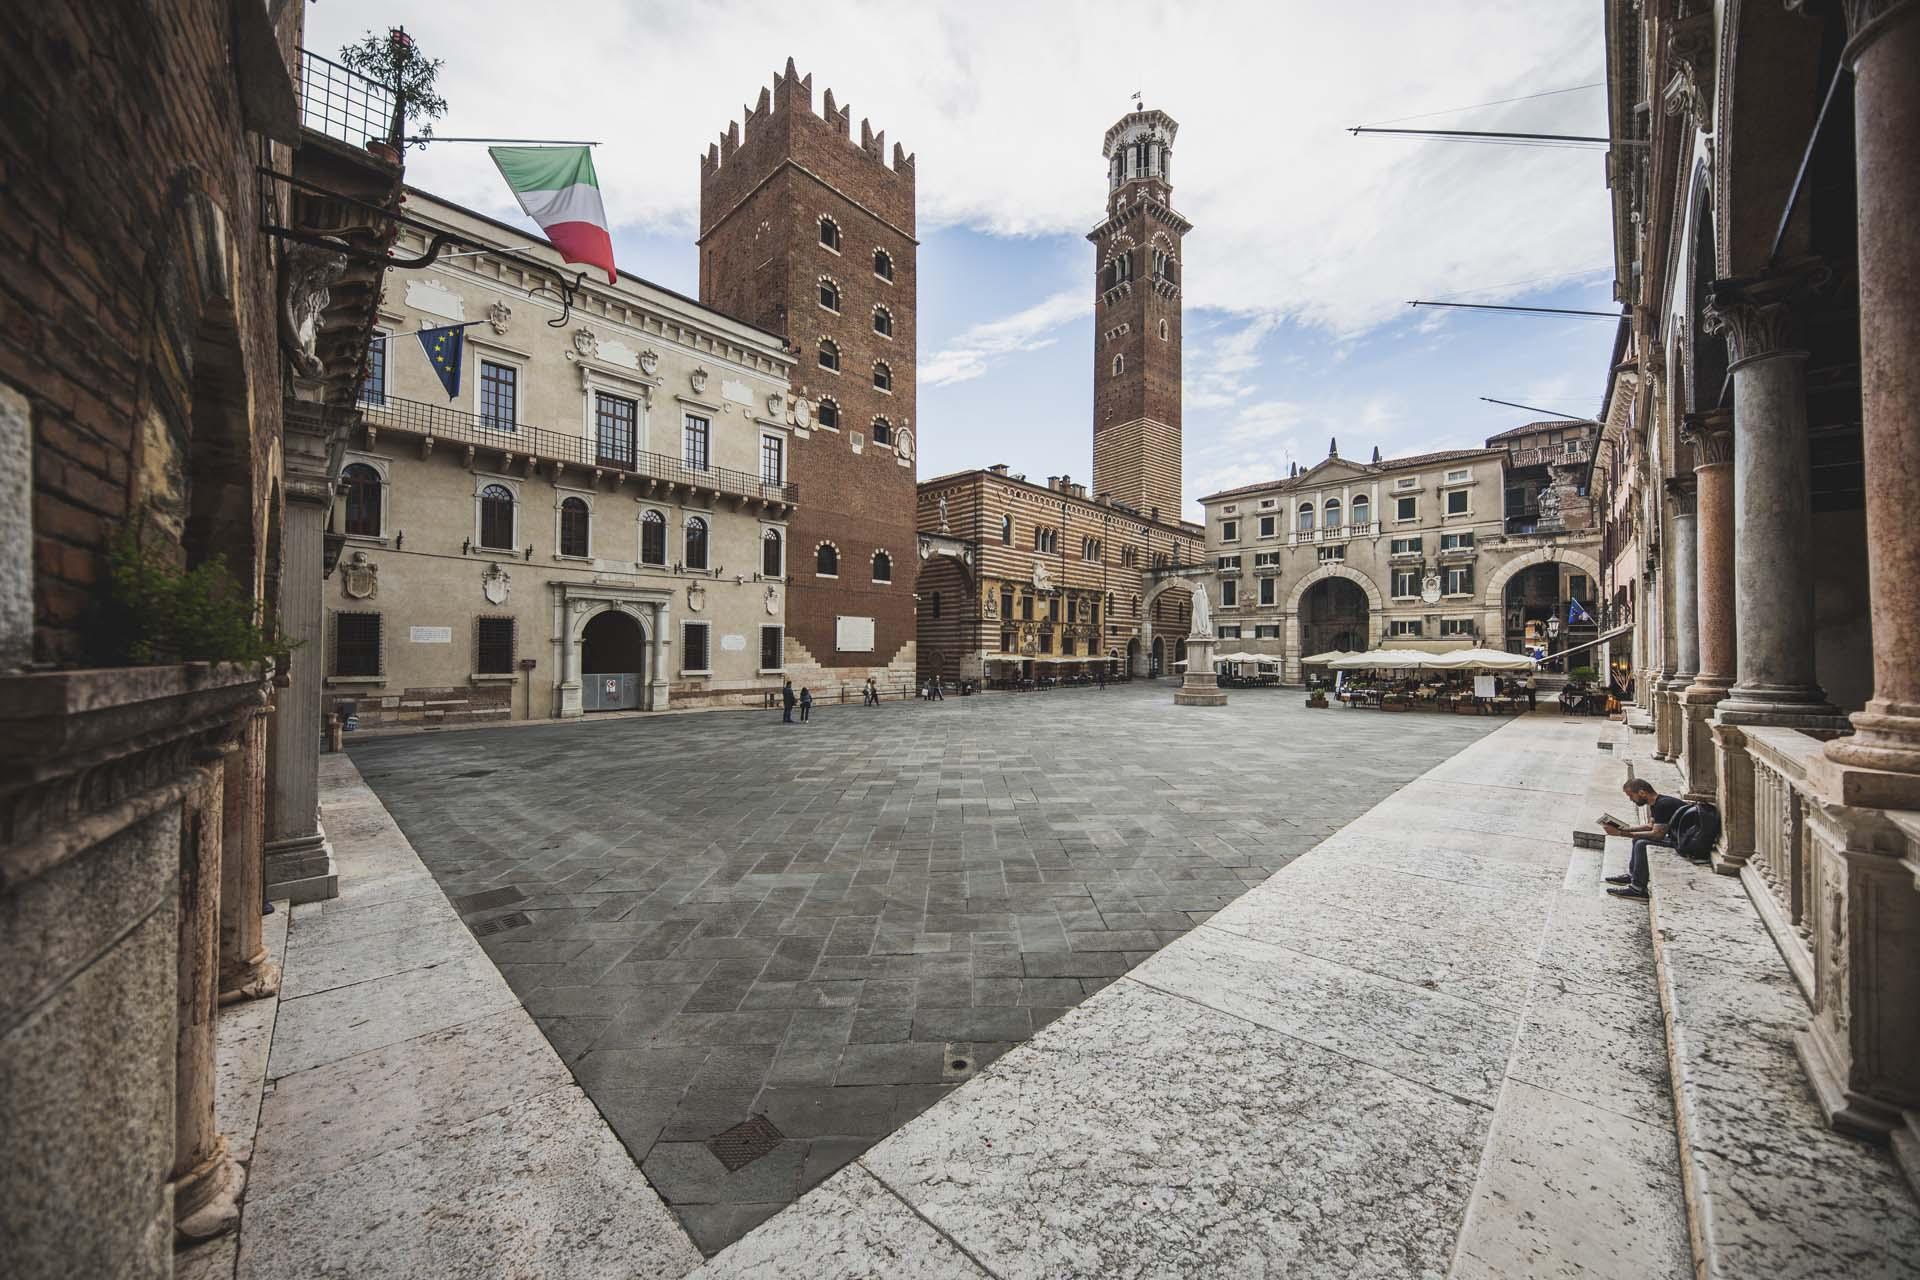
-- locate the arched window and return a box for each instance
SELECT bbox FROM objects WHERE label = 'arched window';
[818,277,840,311]
[762,528,783,578]
[1297,502,1315,533]
[559,496,590,557]
[873,305,893,337]
[343,463,381,537]
[818,339,840,371]
[1324,498,1342,530]
[873,361,891,392]
[873,248,893,280]
[818,216,840,250]
[1112,354,1125,377]
[640,509,667,565]
[1000,514,1012,545]
[872,550,892,582]
[685,516,709,570]
[479,484,515,549]
[817,397,839,429]
[1158,318,1170,341]
[816,543,839,576]
[871,417,891,445]
[1351,495,1370,528]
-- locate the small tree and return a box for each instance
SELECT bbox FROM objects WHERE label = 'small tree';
[338,26,447,142]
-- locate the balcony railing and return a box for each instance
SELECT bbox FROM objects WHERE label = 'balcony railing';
[298,49,400,149]
[363,395,799,506]
[1508,445,1592,469]
[1505,515,1540,535]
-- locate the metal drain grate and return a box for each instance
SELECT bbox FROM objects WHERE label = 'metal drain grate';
[468,911,530,937]
[707,1115,784,1172]
[452,887,525,913]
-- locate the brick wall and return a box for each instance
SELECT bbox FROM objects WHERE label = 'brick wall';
[1,1,296,664]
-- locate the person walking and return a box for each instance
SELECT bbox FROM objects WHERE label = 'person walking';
[929,676,945,701]
[782,680,796,724]
[1602,778,1684,900]
[1525,672,1537,711]
[864,677,878,707]
[799,686,813,722]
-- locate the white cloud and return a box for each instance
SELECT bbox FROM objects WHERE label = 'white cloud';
[306,1,1607,338]
[919,290,1083,386]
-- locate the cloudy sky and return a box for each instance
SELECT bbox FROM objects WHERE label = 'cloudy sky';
[307,0,1622,519]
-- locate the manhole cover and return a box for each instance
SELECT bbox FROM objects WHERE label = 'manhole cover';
[469,911,530,937]
[708,1115,784,1172]
[452,887,525,914]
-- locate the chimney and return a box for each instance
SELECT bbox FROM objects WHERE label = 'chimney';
[988,463,1010,475]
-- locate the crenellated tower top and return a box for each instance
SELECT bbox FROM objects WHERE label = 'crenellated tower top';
[699,57,915,187]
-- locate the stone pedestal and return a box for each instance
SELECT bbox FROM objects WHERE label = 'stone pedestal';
[171,762,243,1244]
[1680,412,1735,800]
[218,702,278,1003]
[1173,635,1227,706]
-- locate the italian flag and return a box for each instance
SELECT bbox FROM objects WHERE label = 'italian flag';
[489,146,617,284]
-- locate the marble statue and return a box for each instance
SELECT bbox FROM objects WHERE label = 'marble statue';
[1189,581,1212,636]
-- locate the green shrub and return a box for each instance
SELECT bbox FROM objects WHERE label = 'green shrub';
[1570,665,1598,683]
[94,515,288,668]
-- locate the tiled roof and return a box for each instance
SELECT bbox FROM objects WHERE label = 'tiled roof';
[1483,420,1591,444]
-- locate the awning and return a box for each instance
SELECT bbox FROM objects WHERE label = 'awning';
[1299,650,1354,665]
[1422,647,1538,671]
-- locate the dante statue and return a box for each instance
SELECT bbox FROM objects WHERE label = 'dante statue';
[937,493,950,534]
[1188,581,1212,637]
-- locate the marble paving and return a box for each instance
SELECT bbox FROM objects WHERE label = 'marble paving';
[694,709,1695,1278]
[349,685,1505,1252]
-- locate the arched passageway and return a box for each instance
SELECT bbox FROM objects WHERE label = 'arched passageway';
[1301,577,1370,656]
[581,610,647,710]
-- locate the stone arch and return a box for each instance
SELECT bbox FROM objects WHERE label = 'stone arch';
[1284,563,1385,616]
[1714,0,1829,278]
[1481,547,1603,609]
[569,599,652,649]
[1141,572,1205,616]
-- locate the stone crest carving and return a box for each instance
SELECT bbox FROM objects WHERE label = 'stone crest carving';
[765,585,780,616]
[279,241,348,378]
[1421,572,1442,605]
[690,366,710,394]
[983,590,999,620]
[895,428,913,461]
[686,583,706,613]
[341,550,378,600]
[791,396,812,428]
[571,327,598,358]
[767,392,784,417]
[482,563,512,606]
[487,301,513,334]
[634,348,657,375]
[1032,562,1053,593]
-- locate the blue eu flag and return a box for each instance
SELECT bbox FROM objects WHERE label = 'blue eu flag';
[417,323,468,399]
[1569,598,1595,626]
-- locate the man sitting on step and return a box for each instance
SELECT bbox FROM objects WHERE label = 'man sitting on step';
[1602,778,1684,900]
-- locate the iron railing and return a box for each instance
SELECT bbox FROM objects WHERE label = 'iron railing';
[363,395,799,505]
[297,49,400,149]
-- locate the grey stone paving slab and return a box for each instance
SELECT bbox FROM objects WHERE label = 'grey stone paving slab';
[351,684,1501,1252]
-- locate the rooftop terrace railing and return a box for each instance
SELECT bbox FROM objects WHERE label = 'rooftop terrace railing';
[297,49,400,149]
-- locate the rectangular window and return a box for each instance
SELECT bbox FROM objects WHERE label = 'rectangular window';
[595,393,638,468]
[1446,489,1469,516]
[1021,595,1034,621]
[1255,624,1281,640]
[1000,587,1014,619]
[1390,619,1424,637]
[1254,551,1281,567]
[359,334,388,406]
[1444,565,1474,595]
[682,621,711,673]
[1219,625,1242,639]
[762,435,784,485]
[1392,569,1418,598]
[1258,577,1276,606]
[1395,476,1418,490]
[1062,635,1076,656]
[759,625,784,671]
[1048,597,1060,622]
[1038,631,1053,654]
[1395,495,1417,521]
[1001,630,1016,654]
[683,415,711,471]
[1568,573,1593,602]
[1258,515,1276,538]
[332,611,382,677]
[1221,519,1239,541]
[1317,545,1345,562]
[1216,555,1241,569]
[1390,536,1423,555]
[1445,468,1470,483]
[479,360,517,430]
[1221,579,1238,607]
[475,616,515,674]
[1440,618,1474,637]
[1440,531,1474,550]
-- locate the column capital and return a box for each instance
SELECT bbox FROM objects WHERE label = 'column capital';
[1664,473,1699,514]
[1839,0,1919,63]
[1703,258,1834,368]
[1679,409,1734,465]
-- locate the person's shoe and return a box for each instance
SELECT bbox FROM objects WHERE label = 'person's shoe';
[1607,885,1651,899]
[1604,873,1633,885]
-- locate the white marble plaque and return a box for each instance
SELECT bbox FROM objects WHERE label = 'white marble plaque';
[404,279,466,322]
[409,626,453,644]
[836,615,875,652]
[597,339,640,370]
[720,378,754,406]
[720,633,746,651]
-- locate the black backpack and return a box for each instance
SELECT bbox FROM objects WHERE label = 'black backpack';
[1669,802,1721,859]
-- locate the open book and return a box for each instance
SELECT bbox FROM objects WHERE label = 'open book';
[1596,812,1631,830]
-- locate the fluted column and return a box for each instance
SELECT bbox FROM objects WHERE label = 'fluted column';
[1827,0,1920,782]
[171,760,242,1244]
[1679,410,1734,800]
[1705,262,1846,727]
[218,699,278,1003]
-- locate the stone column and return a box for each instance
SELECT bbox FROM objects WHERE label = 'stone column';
[218,699,278,1003]
[265,395,339,903]
[171,760,242,1244]
[1706,263,1846,727]
[1827,0,1920,783]
[1657,475,1699,761]
[1679,411,1735,800]
[648,602,670,710]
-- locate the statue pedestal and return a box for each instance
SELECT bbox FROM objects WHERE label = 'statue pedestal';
[1174,635,1228,706]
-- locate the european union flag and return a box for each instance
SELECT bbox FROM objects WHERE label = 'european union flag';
[1569,597,1595,626]
[417,323,469,400]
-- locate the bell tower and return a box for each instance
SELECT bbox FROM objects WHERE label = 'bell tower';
[1089,107,1188,520]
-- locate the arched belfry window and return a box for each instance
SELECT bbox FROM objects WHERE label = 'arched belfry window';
[1111,354,1125,377]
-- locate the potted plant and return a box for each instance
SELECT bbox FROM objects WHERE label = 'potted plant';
[339,26,447,161]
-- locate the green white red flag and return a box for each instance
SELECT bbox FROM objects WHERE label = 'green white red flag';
[488,146,617,284]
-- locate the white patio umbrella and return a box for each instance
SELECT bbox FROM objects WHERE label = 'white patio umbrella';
[1424,647,1538,671]
[1328,649,1431,670]
[1298,650,1352,665]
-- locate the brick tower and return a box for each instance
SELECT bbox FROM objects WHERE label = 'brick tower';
[699,60,919,689]
[1089,107,1188,520]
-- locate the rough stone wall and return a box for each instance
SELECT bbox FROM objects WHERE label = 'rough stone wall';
[1,0,293,664]
[699,63,919,678]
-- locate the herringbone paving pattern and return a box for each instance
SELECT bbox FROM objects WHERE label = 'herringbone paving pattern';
[350,686,1501,1252]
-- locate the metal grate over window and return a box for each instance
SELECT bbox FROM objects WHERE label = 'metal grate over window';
[333,611,382,677]
[476,617,515,674]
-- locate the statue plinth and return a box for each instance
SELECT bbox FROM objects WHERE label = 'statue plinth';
[1174,633,1228,706]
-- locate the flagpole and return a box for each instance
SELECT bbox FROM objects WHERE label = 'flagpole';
[378,320,482,343]
[407,137,602,146]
